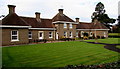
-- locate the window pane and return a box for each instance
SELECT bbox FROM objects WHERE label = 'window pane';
[40,32,42,37]
[70,24,72,28]
[12,36,17,40]
[29,31,31,34]
[12,31,17,35]
[64,23,67,28]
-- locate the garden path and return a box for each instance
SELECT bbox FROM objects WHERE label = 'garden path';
[83,41,120,53]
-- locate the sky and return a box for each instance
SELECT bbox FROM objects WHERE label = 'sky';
[0,0,119,23]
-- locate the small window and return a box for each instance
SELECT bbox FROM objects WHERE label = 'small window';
[69,24,72,28]
[64,23,67,28]
[49,32,53,38]
[11,30,19,41]
[76,32,78,37]
[69,32,72,38]
[39,32,42,37]
[28,31,32,39]
[64,32,67,37]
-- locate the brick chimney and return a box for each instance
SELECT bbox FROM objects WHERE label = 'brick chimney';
[93,19,98,25]
[35,12,41,22]
[8,5,16,14]
[58,9,63,14]
[75,18,79,22]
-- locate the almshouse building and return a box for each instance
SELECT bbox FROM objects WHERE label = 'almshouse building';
[0,5,109,46]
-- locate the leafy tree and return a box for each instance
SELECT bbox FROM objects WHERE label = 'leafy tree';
[91,2,116,32]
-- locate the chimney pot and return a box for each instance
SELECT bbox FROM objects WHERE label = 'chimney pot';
[58,9,63,14]
[8,5,16,14]
[35,12,41,22]
[75,18,79,22]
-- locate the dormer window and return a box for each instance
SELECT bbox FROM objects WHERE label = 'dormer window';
[64,23,67,28]
[69,23,72,28]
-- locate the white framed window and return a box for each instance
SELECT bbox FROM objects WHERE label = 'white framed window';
[38,31,44,39]
[69,23,72,28]
[69,32,72,38]
[90,32,92,37]
[11,30,19,41]
[28,31,32,39]
[81,31,84,37]
[64,23,67,28]
[49,32,53,38]
[64,32,67,38]
[76,32,78,37]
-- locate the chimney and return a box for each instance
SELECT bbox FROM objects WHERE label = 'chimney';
[35,12,41,22]
[8,5,16,14]
[75,18,79,22]
[58,9,63,14]
[93,19,98,25]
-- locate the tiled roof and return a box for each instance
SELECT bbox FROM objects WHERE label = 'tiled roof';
[20,16,54,28]
[2,13,29,26]
[52,13,74,22]
[77,22,108,29]
[91,22,108,29]
[76,22,91,29]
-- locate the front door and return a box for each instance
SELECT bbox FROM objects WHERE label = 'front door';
[39,31,44,39]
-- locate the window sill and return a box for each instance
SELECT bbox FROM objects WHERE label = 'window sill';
[11,40,19,42]
[49,37,53,38]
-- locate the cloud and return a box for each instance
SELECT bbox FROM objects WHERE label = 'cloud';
[0,0,119,22]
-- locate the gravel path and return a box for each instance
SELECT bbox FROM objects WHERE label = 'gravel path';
[83,41,120,53]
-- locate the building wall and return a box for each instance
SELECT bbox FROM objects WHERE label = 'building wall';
[77,30,108,38]
[55,23,77,39]
[30,30,55,41]
[2,28,29,46]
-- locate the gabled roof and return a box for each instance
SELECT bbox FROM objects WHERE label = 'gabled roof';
[2,13,29,26]
[20,16,54,28]
[91,22,108,29]
[77,22,109,30]
[52,13,74,22]
[76,22,91,29]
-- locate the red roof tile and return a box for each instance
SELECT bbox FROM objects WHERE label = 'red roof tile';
[2,13,29,26]
[76,22,91,29]
[77,22,108,29]
[52,13,74,22]
[20,16,54,28]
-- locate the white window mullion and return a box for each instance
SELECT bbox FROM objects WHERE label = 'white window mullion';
[28,31,32,39]
[69,23,72,28]
[11,30,19,41]
[49,32,53,38]
[64,23,67,28]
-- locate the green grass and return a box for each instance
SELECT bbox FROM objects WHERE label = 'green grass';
[109,33,119,36]
[116,45,120,48]
[2,41,119,67]
[85,38,120,44]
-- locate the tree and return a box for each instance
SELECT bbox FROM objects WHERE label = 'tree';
[91,2,116,32]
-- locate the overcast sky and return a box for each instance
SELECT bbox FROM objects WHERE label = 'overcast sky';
[0,0,119,23]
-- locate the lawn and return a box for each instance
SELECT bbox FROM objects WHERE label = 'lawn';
[2,40,119,67]
[108,33,119,36]
[85,38,120,44]
[116,45,120,48]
